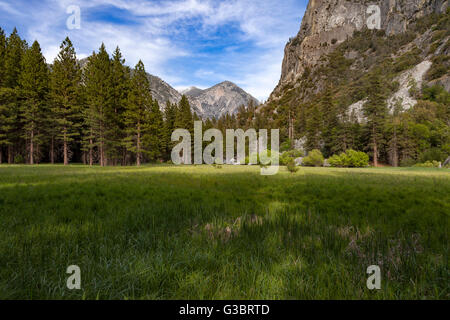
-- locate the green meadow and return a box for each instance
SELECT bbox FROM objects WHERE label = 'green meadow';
[0,165,448,299]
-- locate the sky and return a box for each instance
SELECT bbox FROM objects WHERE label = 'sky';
[0,0,307,101]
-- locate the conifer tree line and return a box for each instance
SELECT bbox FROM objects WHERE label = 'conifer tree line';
[0,28,199,166]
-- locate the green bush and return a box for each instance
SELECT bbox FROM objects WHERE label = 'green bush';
[328,154,344,167]
[303,149,324,167]
[245,150,281,165]
[414,161,441,168]
[328,150,369,168]
[14,154,24,164]
[286,159,299,173]
[280,149,304,166]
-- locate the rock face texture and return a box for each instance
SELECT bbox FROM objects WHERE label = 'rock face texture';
[147,74,181,107]
[183,81,259,119]
[270,0,448,101]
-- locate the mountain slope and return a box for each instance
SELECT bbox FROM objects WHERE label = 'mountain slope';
[147,74,181,107]
[252,0,449,166]
[183,81,259,119]
[270,0,448,102]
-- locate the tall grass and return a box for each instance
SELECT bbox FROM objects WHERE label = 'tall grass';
[0,165,448,299]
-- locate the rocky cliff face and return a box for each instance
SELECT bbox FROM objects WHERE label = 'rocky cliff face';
[270,0,448,101]
[147,74,181,107]
[183,81,259,119]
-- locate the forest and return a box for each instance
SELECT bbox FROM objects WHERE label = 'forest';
[1,11,449,167]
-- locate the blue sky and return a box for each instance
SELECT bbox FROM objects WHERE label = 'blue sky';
[0,0,307,101]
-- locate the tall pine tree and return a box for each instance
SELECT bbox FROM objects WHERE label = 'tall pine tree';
[2,28,27,163]
[19,40,49,164]
[50,37,81,165]
[363,68,388,167]
[83,44,113,166]
[124,60,152,166]
[144,100,165,161]
[110,46,130,165]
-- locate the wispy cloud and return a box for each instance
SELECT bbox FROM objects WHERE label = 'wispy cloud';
[0,0,307,100]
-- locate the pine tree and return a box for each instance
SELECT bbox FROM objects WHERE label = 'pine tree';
[144,100,165,161]
[2,28,27,163]
[363,69,388,167]
[0,89,16,164]
[84,44,113,166]
[110,47,130,165]
[19,41,49,164]
[0,28,8,163]
[0,28,6,87]
[50,37,81,165]
[175,95,193,132]
[4,28,27,88]
[124,60,152,166]
[320,88,339,157]
[163,101,177,160]
[305,103,322,150]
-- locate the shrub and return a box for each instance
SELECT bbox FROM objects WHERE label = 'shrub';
[345,149,370,167]
[14,154,24,164]
[280,140,292,152]
[400,157,416,167]
[414,161,441,168]
[286,159,299,173]
[280,149,304,166]
[419,148,446,163]
[303,149,324,167]
[245,150,280,165]
[328,154,344,167]
[328,150,369,168]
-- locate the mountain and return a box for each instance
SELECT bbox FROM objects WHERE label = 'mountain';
[79,58,256,118]
[269,0,448,103]
[181,86,204,98]
[183,81,259,119]
[147,74,181,107]
[255,0,449,166]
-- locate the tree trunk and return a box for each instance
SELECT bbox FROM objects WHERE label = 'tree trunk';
[100,142,104,167]
[64,129,68,166]
[392,127,398,167]
[137,122,141,167]
[50,136,55,164]
[8,145,12,164]
[89,138,93,166]
[30,130,34,165]
[373,134,378,167]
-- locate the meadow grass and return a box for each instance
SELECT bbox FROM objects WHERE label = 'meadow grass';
[0,164,448,299]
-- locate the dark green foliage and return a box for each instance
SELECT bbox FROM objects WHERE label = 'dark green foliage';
[0,28,6,87]
[3,28,27,88]
[83,44,114,166]
[175,95,194,132]
[418,148,447,163]
[19,41,49,164]
[123,60,152,166]
[426,55,449,80]
[144,100,165,162]
[50,37,82,165]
